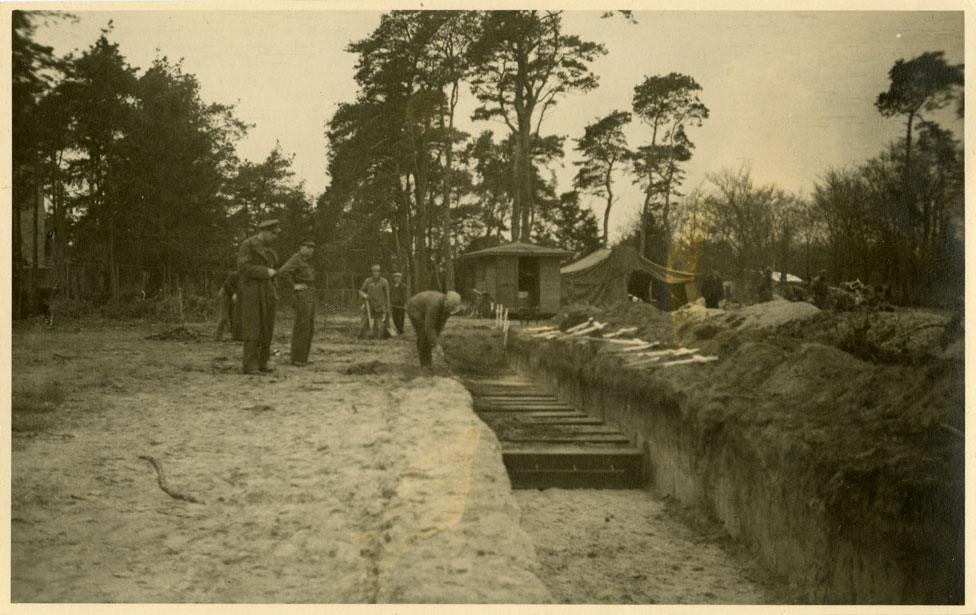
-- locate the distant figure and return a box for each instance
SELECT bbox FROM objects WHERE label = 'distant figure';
[757,267,773,303]
[406,290,462,368]
[810,269,829,309]
[36,285,56,326]
[700,270,724,309]
[278,239,317,366]
[359,264,391,339]
[238,219,281,374]
[389,272,408,335]
[215,270,240,341]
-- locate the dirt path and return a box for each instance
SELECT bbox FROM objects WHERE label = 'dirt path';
[11,316,549,603]
[515,489,778,604]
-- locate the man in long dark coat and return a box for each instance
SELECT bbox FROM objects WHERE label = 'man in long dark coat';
[406,290,462,368]
[278,239,317,366]
[810,269,829,309]
[238,219,281,374]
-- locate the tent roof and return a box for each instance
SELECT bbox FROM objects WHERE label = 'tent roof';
[459,241,573,260]
[772,271,805,283]
[560,246,699,283]
[559,248,612,274]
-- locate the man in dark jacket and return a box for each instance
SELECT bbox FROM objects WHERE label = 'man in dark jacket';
[810,269,829,309]
[389,272,408,335]
[700,270,724,309]
[406,290,462,368]
[238,219,281,374]
[278,239,317,366]
[757,266,773,302]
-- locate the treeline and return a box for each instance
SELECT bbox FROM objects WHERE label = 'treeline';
[13,10,965,307]
[321,10,624,292]
[12,13,319,301]
[654,52,964,305]
[320,10,712,292]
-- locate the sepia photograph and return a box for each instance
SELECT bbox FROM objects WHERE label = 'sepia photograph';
[5,3,969,610]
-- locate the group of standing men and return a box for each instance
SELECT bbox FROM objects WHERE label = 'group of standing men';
[218,218,461,374]
[357,265,410,339]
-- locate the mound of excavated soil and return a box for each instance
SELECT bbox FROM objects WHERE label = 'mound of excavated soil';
[441,320,511,374]
[511,298,965,602]
[779,309,956,364]
[717,298,821,331]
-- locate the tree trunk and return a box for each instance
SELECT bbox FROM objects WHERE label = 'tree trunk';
[412,186,429,291]
[520,152,533,241]
[901,112,915,302]
[12,179,25,318]
[510,143,522,242]
[639,190,652,258]
[410,118,432,291]
[401,174,416,290]
[602,166,613,247]
[441,83,458,291]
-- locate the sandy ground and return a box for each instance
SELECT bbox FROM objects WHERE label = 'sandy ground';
[10,314,549,603]
[12,312,791,605]
[515,489,779,604]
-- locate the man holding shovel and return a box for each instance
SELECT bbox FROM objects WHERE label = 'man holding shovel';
[359,264,391,339]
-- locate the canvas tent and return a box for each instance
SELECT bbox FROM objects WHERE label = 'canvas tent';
[560,246,700,309]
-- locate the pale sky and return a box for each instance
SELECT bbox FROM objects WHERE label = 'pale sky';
[32,10,965,242]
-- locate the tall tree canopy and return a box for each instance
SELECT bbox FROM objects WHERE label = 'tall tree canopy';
[468,10,606,242]
[573,110,631,247]
[875,51,963,300]
[630,72,709,264]
[322,10,604,290]
[10,16,296,303]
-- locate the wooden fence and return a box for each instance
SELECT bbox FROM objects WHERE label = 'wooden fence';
[14,261,365,319]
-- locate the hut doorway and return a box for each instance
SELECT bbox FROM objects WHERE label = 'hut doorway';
[518,257,540,308]
[627,270,653,303]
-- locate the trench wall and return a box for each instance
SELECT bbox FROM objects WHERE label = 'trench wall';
[511,335,962,605]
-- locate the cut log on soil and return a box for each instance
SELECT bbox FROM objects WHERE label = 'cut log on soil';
[602,326,639,339]
[137,455,205,504]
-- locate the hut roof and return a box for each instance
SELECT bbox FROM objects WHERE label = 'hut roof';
[458,241,573,260]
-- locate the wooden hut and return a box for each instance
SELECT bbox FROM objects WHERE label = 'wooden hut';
[457,241,572,316]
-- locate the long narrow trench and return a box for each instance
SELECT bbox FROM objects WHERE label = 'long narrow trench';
[456,363,781,604]
[461,369,643,489]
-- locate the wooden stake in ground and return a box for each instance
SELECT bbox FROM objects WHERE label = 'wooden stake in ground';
[138,455,205,504]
